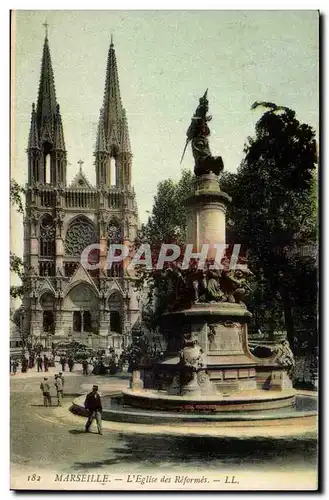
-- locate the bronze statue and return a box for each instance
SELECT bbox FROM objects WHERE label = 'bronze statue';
[205,268,224,302]
[220,268,253,305]
[181,90,224,177]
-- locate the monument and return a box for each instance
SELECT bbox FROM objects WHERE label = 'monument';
[72,92,316,429]
[122,91,296,412]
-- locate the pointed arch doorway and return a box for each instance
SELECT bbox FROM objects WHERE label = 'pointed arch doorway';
[108,290,124,350]
[67,284,98,335]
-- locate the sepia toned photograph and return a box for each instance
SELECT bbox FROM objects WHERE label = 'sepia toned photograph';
[10,9,318,491]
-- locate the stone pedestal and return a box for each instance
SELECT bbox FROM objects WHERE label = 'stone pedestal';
[185,173,231,260]
[160,303,257,394]
[270,370,293,391]
[181,371,201,397]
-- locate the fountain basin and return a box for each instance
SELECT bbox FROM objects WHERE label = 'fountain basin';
[70,392,317,432]
[121,388,295,412]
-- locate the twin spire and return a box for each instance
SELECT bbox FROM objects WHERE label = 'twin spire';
[95,35,132,156]
[28,32,65,152]
[28,30,132,177]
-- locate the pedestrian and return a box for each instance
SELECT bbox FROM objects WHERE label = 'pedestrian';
[36,355,43,372]
[44,355,49,372]
[12,359,18,375]
[21,356,28,373]
[82,359,89,376]
[54,374,63,406]
[58,372,65,395]
[60,356,66,372]
[68,356,74,372]
[40,377,51,407]
[84,385,103,435]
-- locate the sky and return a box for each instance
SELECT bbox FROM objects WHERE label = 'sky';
[11,9,319,260]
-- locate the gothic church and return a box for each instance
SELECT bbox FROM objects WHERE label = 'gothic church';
[23,32,140,351]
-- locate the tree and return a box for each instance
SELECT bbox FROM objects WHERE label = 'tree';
[140,169,194,246]
[10,179,25,215]
[224,102,317,348]
[10,179,27,298]
[135,170,194,317]
[136,105,318,351]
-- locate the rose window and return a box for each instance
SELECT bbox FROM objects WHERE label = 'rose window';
[65,217,98,256]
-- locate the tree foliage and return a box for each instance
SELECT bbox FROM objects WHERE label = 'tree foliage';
[10,179,26,298]
[10,253,25,298]
[224,102,318,348]
[139,103,318,352]
[135,170,194,324]
[140,169,194,245]
[10,179,25,215]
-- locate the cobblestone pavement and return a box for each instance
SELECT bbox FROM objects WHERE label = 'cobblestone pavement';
[10,368,318,488]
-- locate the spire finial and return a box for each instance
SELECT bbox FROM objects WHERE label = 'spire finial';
[78,159,84,173]
[43,20,49,38]
[110,34,114,47]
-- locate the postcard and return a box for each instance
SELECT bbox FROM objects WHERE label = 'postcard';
[10,9,318,491]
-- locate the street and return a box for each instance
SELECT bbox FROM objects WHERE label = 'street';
[10,365,318,490]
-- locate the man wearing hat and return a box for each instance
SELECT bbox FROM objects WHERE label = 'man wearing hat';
[40,377,51,407]
[54,374,63,406]
[58,372,65,395]
[84,385,103,435]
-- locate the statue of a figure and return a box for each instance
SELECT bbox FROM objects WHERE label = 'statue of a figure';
[273,340,295,378]
[185,263,206,303]
[181,90,224,177]
[220,268,253,304]
[205,268,224,302]
[165,263,186,310]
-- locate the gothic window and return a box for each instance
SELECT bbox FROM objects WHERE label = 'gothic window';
[45,154,51,183]
[40,215,55,257]
[65,217,98,257]
[40,215,55,276]
[107,222,123,277]
[110,157,117,186]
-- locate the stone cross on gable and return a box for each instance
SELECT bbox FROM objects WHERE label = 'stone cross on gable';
[78,159,84,172]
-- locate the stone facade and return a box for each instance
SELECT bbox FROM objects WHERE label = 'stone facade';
[23,34,140,351]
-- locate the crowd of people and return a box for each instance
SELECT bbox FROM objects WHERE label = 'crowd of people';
[10,353,55,374]
[9,348,126,376]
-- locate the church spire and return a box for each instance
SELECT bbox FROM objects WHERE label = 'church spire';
[27,29,67,186]
[102,38,122,153]
[95,39,133,188]
[36,33,57,142]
